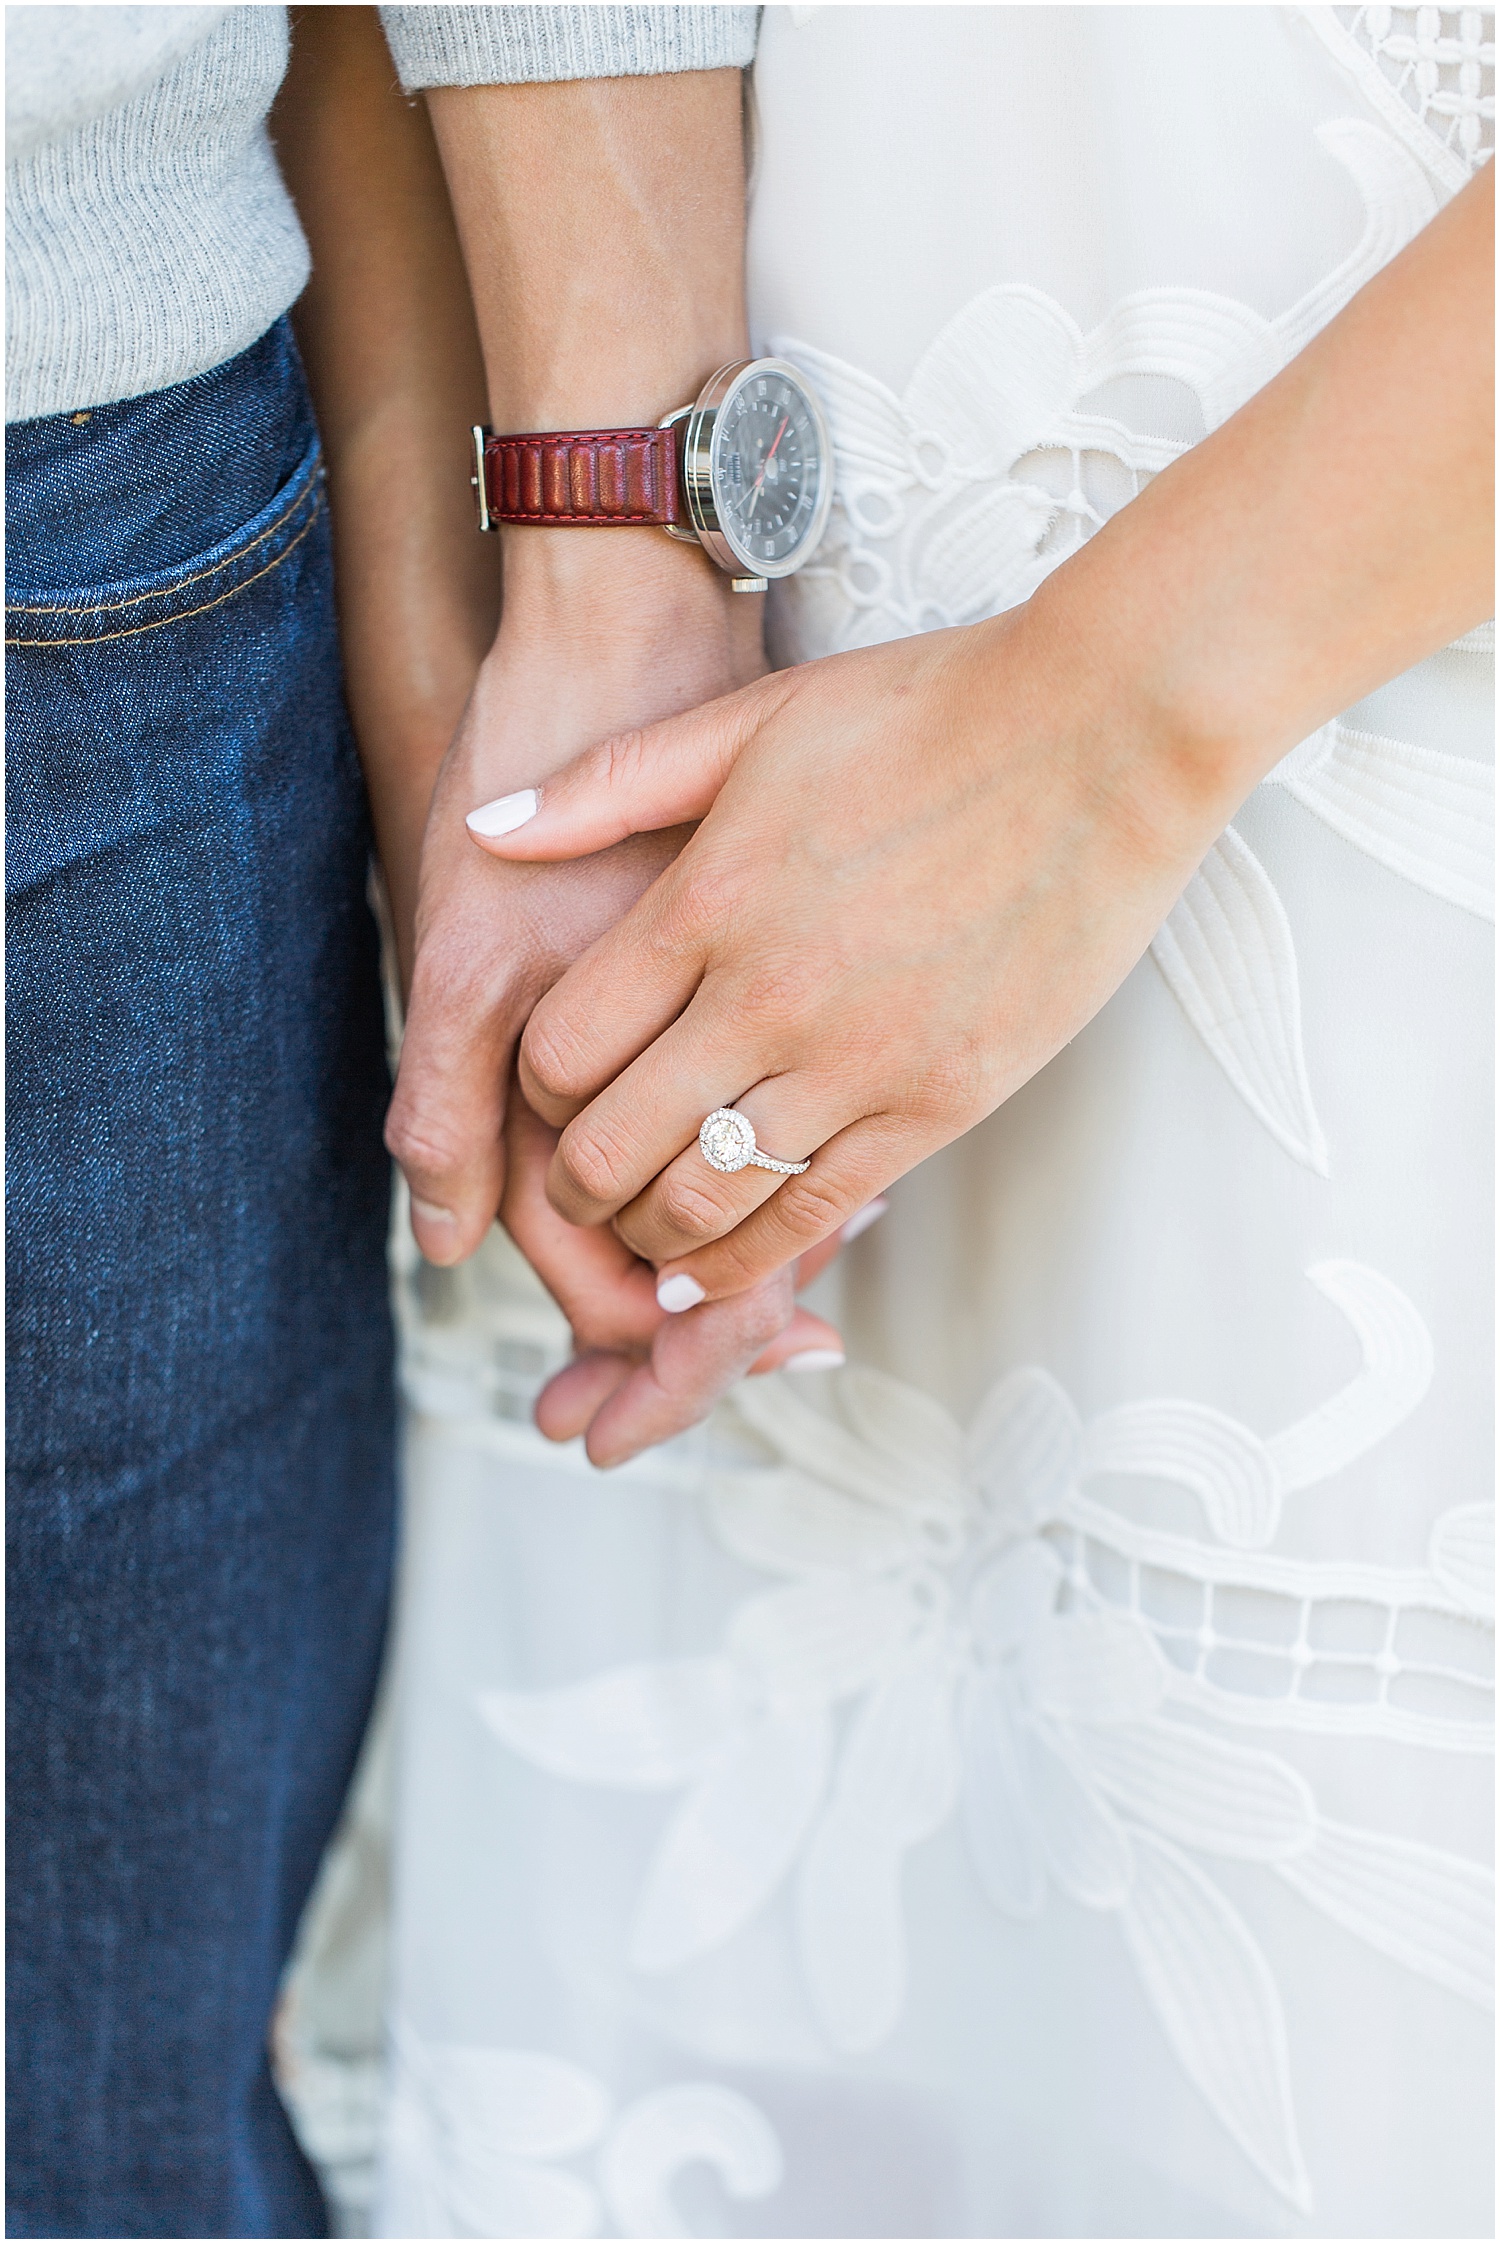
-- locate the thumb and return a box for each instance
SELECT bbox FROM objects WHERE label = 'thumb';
[463,671,791,863]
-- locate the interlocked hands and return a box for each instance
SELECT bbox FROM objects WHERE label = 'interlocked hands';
[383,546,849,1468]
[464,600,1233,1315]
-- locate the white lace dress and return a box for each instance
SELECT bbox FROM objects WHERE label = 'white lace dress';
[286,9,1496,2237]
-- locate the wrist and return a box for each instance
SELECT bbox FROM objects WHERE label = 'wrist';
[975,579,1245,882]
[1016,529,1273,848]
[494,525,766,683]
[435,535,767,809]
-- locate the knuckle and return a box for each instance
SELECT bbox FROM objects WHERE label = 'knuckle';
[601,726,651,793]
[655,1173,735,1243]
[734,955,821,1034]
[556,1121,634,1208]
[773,1174,851,1241]
[706,1227,779,1296]
[902,1043,989,1126]
[385,1104,469,1184]
[670,861,742,944]
[520,1008,596,1105]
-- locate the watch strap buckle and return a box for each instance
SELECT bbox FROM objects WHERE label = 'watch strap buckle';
[470,425,495,532]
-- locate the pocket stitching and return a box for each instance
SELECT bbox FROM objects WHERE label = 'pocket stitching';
[5,448,322,619]
[5,493,323,648]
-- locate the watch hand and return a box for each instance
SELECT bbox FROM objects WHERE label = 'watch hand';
[745,415,790,521]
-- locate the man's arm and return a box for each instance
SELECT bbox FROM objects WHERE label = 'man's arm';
[278,11,843,1459]
[271,5,500,985]
[382,63,765,1262]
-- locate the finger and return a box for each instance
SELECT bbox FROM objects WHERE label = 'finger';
[538,982,826,1229]
[536,1301,846,1448]
[653,1114,920,1303]
[516,869,706,1130]
[747,1306,846,1376]
[611,1075,855,1267]
[464,673,793,863]
[583,1271,796,1469]
[500,1093,661,1351]
[516,771,808,1137]
[386,936,525,1266]
[535,1349,636,1444]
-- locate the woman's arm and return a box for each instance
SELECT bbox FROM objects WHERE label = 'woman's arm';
[475,163,1494,1306]
[270,5,500,987]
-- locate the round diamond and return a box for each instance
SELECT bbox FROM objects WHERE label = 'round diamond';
[700,1108,755,1172]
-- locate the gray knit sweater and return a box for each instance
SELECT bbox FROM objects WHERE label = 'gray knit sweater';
[4,5,761,422]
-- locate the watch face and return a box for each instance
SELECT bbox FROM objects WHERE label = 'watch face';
[708,364,829,576]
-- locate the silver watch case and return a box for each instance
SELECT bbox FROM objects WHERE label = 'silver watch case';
[661,357,833,584]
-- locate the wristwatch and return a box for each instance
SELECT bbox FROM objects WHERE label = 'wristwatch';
[470,358,832,592]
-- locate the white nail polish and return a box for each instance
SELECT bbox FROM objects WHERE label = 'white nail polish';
[412,1198,457,1225]
[840,1197,889,1245]
[466,788,538,838]
[657,1273,707,1313]
[783,1348,846,1373]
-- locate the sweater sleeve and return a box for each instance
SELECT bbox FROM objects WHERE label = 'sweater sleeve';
[378,5,760,91]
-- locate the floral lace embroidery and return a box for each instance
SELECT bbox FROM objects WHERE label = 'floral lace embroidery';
[767,122,1436,658]
[766,116,1491,1172]
[478,1264,1493,2213]
[1266,718,1495,919]
[383,2028,783,2238]
[384,57,1494,2224]
[1307,4,1496,185]
[1151,827,1332,1176]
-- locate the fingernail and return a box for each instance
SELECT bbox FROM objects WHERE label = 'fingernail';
[657,1273,707,1313]
[412,1198,457,1225]
[840,1197,889,1245]
[782,1348,846,1373]
[466,788,538,839]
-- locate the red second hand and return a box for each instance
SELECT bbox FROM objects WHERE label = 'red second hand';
[746,415,790,519]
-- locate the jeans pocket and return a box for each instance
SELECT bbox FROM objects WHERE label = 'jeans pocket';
[4,433,325,649]
[4,428,347,915]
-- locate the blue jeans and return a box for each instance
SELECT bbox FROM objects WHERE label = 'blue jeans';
[6,321,396,2238]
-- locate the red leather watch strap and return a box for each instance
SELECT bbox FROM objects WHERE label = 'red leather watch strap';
[480,426,682,527]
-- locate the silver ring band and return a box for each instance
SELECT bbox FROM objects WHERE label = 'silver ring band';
[699,1107,810,1178]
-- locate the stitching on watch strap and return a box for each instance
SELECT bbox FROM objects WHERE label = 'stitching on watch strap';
[482,427,681,527]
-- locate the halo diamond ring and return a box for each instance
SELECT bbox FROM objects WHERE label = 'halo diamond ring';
[698,1108,810,1178]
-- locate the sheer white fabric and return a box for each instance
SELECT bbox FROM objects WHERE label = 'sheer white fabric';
[282,9,1494,2236]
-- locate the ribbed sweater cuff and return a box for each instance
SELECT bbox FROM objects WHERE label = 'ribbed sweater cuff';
[379,5,760,89]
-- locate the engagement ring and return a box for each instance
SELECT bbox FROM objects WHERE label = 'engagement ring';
[698,1107,810,1178]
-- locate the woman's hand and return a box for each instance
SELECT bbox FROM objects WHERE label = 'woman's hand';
[472,605,1226,1302]
[474,162,1492,1308]
[502,1091,864,1467]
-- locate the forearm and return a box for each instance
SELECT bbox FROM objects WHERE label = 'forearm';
[271,7,500,976]
[424,67,764,758]
[466,166,1490,1322]
[1027,162,1494,831]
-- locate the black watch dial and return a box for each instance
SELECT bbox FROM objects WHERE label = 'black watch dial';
[708,365,828,575]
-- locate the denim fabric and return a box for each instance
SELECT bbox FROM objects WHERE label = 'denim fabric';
[6,320,396,2239]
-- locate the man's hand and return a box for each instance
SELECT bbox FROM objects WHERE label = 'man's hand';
[385,58,756,1266]
[384,538,847,1467]
[384,535,764,1264]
